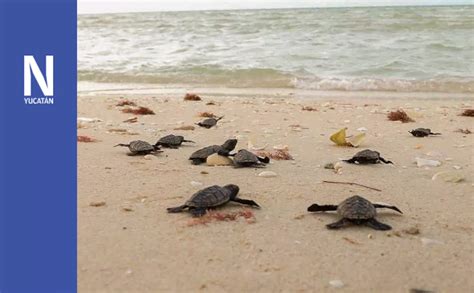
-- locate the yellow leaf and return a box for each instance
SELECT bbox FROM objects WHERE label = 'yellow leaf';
[330,128,348,146]
[347,132,366,147]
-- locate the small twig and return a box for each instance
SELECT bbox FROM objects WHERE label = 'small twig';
[322,180,382,192]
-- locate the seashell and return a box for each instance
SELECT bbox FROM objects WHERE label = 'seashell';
[258,171,277,178]
[206,154,233,166]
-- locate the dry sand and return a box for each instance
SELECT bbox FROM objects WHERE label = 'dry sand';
[78,91,473,292]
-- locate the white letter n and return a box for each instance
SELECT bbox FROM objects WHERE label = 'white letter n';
[24,55,54,96]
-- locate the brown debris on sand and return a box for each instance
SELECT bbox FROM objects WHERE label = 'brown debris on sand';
[123,117,138,123]
[174,125,195,131]
[121,106,155,115]
[89,201,106,207]
[187,209,255,226]
[198,111,217,118]
[387,109,414,123]
[78,135,97,142]
[455,128,472,134]
[460,109,474,117]
[116,100,137,107]
[255,149,293,160]
[184,93,202,101]
[302,106,318,111]
[206,101,216,105]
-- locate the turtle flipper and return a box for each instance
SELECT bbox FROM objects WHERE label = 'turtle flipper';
[167,205,188,213]
[343,158,357,164]
[373,204,403,214]
[257,156,270,164]
[191,159,204,165]
[231,198,260,208]
[307,204,338,212]
[182,139,195,143]
[190,207,207,217]
[326,218,350,229]
[365,218,392,230]
[430,132,441,135]
[378,157,393,164]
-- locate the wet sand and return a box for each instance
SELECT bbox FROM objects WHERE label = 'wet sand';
[78,91,473,292]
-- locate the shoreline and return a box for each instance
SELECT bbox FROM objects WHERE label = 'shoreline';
[78,82,474,101]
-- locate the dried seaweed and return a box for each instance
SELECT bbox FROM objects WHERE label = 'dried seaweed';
[460,109,474,117]
[198,111,216,118]
[116,100,136,107]
[255,149,293,160]
[184,93,202,101]
[187,209,255,226]
[121,106,155,115]
[387,110,414,123]
[77,135,97,142]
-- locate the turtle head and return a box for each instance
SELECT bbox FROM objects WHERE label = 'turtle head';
[223,184,240,199]
[221,139,238,151]
[114,143,129,147]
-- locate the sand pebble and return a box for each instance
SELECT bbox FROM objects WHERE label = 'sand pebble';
[190,181,203,187]
[453,165,462,170]
[415,157,441,167]
[421,237,444,246]
[403,227,420,235]
[206,154,233,166]
[368,234,373,239]
[258,171,277,178]
[357,127,368,132]
[89,201,106,207]
[324,162,335,169]
[431,171,465,183]
[125,269,133,275]
[78,117,102,123]
[144,155,156,160]
[329,280,345,288]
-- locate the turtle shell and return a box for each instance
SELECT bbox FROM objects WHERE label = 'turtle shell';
[410,128,431,137]
[189,145,221,160]
[186,185,232,208]
[352,149,380,161]
[129,140,155,153]
[337,196,376,220]
[158,134,183,146]
[234,149,259,165]
[200,118,217,128]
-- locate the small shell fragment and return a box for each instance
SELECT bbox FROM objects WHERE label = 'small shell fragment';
[329,280,345,288]
[258,171,277,178]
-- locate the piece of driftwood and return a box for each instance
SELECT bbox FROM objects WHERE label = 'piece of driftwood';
[322,180,382,192]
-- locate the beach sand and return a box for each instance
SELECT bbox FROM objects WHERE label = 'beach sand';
[78,90,473,292]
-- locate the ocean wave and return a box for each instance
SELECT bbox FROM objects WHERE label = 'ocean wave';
[78,68,474,93]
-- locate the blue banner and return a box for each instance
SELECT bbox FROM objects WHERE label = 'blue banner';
[0,0,77,292]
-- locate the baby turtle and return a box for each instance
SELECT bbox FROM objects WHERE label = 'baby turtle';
[343,149,393,164]
[307,195,402,230]
[189,139,238,165]
[196,116,223,129]
[409,128,441,137]
[114,140,162,156]
[167,184,260,217]
[155,134,195,148]
[231,149,270,168]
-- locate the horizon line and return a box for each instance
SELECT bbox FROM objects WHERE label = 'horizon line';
[78,3,473,16]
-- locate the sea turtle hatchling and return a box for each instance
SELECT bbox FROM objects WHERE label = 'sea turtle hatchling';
[114,140,162,156]
[231,149,270,168]
[409,128,441,137]
[343,149,393,164]
[189,139,237,165]
[196,116,223,129]
[155,134,195,148]
[167,184,260,217]
[307,195,402,230]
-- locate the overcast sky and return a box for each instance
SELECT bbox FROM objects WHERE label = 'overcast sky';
[78,0,473,14]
